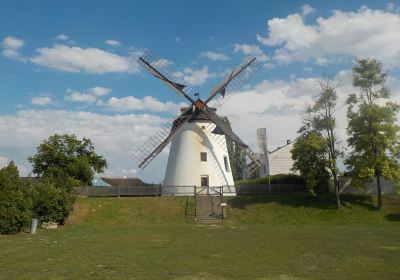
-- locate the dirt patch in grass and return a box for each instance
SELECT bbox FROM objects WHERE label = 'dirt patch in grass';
[66,201,91,225]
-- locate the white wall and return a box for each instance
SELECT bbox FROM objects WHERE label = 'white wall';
[163,122,235,196]
[268,142,298,175]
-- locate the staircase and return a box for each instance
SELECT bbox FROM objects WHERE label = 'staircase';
[195,195,224,224]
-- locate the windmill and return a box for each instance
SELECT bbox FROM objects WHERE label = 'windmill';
[257,128,269,177]
[134,51,261,195]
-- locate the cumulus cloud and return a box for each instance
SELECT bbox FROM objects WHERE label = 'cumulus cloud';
[105,39,121,46]
[173,66,216,86]
[200,51,230,61]
[31,96,53,106]
[105,96,186,113]
[257,7,400,67]
[301,4,316,17]
[65,90,96,103]
[87,87,112,97]
[233,43,269,62]
[56,34,69,41]
[1,36,25,61]
[2,36,24,49]
[30,44,139,74]
[65,87,111,103]
[0,109,170,180]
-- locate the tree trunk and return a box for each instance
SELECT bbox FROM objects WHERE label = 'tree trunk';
[333,174,341,210]
[376,171,382,209]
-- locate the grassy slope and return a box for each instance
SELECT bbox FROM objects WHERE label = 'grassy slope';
[0,194,399,280]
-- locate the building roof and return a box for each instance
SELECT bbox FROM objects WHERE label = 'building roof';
[269,140,295,154]
[91,176,111,187]
[101,177,146,187]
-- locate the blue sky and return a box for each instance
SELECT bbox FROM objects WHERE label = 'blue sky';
[1,0,400,182]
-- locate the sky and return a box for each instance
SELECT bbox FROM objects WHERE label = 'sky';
[0,0,400,183]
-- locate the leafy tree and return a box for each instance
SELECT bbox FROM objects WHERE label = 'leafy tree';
[304,77,342,209]
[291,130,331,194]
[28,134,108,187]
[0,162,32,234]
[346,58,400,209]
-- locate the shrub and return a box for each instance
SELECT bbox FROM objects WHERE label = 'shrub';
[235,174,306,185]
[31,181,75,224]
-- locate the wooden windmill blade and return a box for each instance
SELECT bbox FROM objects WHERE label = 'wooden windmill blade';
[202,108,248,148]
[138,51,195,104]
[133,107,194,169]
[202,107,261,173]
[205,56,262,108]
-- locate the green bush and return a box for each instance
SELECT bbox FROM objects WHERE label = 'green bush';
[0,162,33,234]
[235,174,306,185]
[0,188,33,234]
[32,181,75,224]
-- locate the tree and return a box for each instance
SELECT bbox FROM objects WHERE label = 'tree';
[346,58,400,209]
[0,162,32,234]
[28,134,108,187]
[291,129,331,194]
[305,77,342,209]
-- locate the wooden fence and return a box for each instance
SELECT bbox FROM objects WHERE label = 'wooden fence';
[74,184,307,197]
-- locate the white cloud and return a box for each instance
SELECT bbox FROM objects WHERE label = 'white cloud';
[173,66,216,86]
[301,4,316,17]
[56,34,69,41]
[65,87,112,103]
[30,44,139,74]
[105,96,186,113]
[0,156,9,168]
[65,90,96,103]
[152,58,172,68]
[1,36,25,61]
[105,39,121,46]
[2,49,19,58]
[175,36,181,43]
[233,43,269,62]
[31,96,53,106]
[0,109,170,180]
[87,87,112,97]
[257,7,400,67]
[200,51,230,61]
[2,36,24,49]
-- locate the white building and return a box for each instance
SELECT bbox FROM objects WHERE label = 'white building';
[163,108,235,196]
[267,140,297,175]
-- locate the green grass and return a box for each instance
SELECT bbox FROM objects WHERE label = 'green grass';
[1,194,400,279]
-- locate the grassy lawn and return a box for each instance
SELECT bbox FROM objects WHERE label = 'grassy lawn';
[1,194,400,279]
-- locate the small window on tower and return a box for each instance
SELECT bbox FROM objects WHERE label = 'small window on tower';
[223,156,230,172]
[200,152,207,162]
[201,176,209,187]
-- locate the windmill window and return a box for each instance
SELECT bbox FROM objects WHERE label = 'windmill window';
[200,152,207,162]
[223,156,230,172]
[201,176,209,187]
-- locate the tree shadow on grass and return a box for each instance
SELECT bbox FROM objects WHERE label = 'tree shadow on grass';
[385,214,400,222]
[227,193,377,211]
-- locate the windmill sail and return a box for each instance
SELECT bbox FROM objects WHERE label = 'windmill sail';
[133,107,193,169]
[138,51,195,103]
[206,56,262,108]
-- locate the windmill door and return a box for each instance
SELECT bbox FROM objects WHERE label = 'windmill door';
[199,175,209,195]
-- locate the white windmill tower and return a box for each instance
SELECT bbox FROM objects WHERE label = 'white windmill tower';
[134,52,261,196]
[257,128,269,177]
